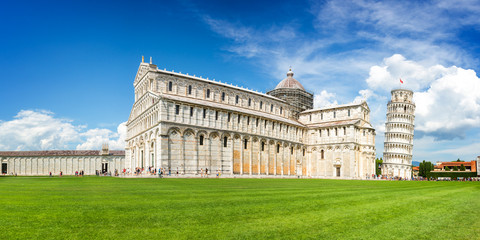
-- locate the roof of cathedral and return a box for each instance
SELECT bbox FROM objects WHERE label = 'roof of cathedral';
[274,69,306,91]
[160,94,305,127]
[0,150,125,157]
[300,101,369,114]
[151,65,286,103]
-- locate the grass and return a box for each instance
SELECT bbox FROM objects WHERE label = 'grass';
[0,177,479,240]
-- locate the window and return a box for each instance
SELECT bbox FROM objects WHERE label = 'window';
[244,139,248,150]
[248,98,251,106]
[188,85,192,95]
[203,108,206,118]
[334,111,336,118]
[335,128,338,136]
[286,126,289,133]
[321,150,324,159]
[363,130,366,136]
[303,149,305,156]
[319,129,322,137]
[327,129,330,136]
[168,81,173,91]
[206,89,210,98]
[238,115,241,124]
[279,124,282,131]
[228,113,231,122]
[277,144,280,153]
[321,113,323,120]
[260,101,263,109]
[264,120,267,128]
[247,116,250,125]
[261,142,265,151]
[236,95,239,104]
[272,122,275,130]
[175,105,180,115]
[221,92,225,101]
[291,147,293,155]
[348,109,350,116]
[224,137,228,147]
[215,111,218,120]
[343,127,346,135]
[256,118,259,127]
[280,107,283,114]
[190,107,193,117]
[310,115,312,121]
[199,135,204,145]
[270,104,274,112]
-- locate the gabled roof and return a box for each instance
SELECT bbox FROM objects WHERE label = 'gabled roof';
[127,91,160,124]
[305,119,360,128]
[300,101,370,114]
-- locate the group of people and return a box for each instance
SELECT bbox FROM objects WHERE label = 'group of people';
[117,167,224,178]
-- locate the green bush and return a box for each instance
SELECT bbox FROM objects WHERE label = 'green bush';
[445,166,450,171]
[426,171,477,179]
[460,164,466,171]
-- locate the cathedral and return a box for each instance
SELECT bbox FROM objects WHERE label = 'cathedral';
[125,58,376,178]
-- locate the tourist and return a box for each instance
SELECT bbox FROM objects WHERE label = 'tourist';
[49,172,52,177]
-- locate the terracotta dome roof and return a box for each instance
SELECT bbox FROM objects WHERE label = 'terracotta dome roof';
[275,69,305,91]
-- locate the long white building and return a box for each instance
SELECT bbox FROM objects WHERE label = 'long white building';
[0,145,124,176]
[382,89,416,179]
[125,58,376,178]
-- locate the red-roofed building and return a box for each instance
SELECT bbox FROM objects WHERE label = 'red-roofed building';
[434,160,477,172]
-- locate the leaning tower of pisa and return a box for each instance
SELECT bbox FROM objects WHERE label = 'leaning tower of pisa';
[382,89,415,179]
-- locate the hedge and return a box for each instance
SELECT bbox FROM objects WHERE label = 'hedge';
[426,171,478,179]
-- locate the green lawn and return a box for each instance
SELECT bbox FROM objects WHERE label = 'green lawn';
[0,177,478,239]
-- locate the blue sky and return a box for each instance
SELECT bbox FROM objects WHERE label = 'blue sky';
[1,0,480,163]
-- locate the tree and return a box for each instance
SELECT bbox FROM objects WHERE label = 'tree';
[453,166,458,171]
[456,158,463,162]
[460,164,466,171]
[375,158,383,175]
[419,160,434,177]
[445,166,450,171]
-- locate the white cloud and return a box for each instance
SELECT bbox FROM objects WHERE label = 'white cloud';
[366,54,447,92]
[314,90,338,108]
[0,110,80,151]
[76,122,126,150]
[354,89,375,103]
[366,54,480,140]
[0,110,126,151]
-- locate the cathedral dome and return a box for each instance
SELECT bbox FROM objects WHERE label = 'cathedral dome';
[275,69,305,91]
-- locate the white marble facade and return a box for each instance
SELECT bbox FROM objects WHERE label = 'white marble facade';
[382,89,416,179]
[126,59,376,178]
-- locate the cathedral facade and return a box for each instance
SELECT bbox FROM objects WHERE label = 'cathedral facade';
[125,58,376,178]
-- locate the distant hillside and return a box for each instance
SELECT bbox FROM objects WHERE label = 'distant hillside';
[412,161,421,167]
